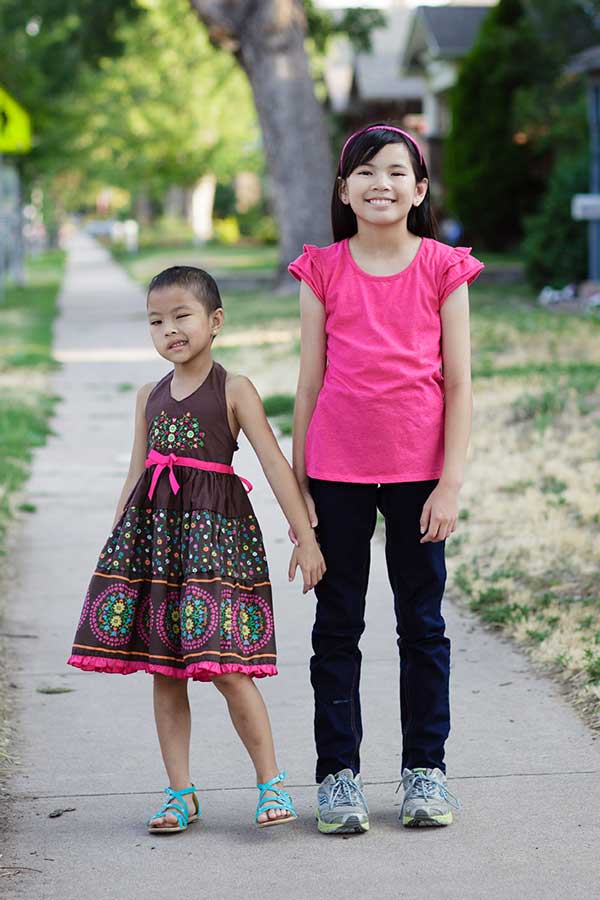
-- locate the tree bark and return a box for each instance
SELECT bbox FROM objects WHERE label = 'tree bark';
[189,0,333,281]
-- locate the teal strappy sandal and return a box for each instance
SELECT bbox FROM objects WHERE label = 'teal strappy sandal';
[256,771,298,828]
[147,785,200,834]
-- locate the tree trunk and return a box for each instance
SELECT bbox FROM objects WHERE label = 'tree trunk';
[163,185,187,219]
[189,174,217,244]
[189,0,333,282]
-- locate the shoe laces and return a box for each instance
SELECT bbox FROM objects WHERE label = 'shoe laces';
[398,772,461,810]
[330,773,367,810]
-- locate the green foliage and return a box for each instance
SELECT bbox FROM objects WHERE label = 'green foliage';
[262,394,295,417]
[213,218,240,245]
[59,0,260,201]
[522,153,588,289]
[585,649,600,684]
[445,0,600,252]
[303,0,385,54]
[445,0,546,249]
[0,0,139,175]
[237,204,279,244]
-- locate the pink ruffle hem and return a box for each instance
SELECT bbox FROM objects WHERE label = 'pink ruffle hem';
[67,654,278,681]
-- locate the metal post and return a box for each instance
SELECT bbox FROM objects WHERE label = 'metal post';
[588,76,600,280]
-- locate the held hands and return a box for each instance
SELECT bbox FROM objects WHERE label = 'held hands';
[420,481,460,543]
[288,534,326,594]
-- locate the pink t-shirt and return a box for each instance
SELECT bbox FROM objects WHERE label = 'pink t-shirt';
[288,237,484,483]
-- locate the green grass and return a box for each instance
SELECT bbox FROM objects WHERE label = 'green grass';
[221,288,297,330]
[0,251,65,549]
[0,251,65,370]
[0,249,64,773]
[113,240,278,287]
[109,233,295,340]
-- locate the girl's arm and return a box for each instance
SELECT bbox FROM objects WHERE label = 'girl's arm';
[420,283,472,543]
[228,376,326,593]
[111,383,155,528]
[291,281,327,535]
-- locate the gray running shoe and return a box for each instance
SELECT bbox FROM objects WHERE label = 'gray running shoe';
[316,768,370,834]
[399,767,460,827]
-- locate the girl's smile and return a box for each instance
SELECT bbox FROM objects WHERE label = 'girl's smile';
[339,143,427,226]
[167,338,189,352]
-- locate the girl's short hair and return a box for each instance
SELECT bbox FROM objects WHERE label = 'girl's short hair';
[147,266,222,313]
[332,122,438,243]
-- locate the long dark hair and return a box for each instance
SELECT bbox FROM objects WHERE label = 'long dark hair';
[331,123,438,242]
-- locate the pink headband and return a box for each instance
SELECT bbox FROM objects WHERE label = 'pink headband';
[339,125,424,169]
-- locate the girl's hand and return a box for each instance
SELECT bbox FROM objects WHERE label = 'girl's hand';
[288,536,326,594]
[288,487,318,545]
[420,482,460,543]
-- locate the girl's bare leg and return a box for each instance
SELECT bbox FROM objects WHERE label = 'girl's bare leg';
[213,673,290,823]
[149,674,196,828]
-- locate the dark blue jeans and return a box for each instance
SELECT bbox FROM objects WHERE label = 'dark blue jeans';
[309,479,450,782]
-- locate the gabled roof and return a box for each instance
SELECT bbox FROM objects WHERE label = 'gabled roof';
[404,5,492,68]
[324,6,426,111]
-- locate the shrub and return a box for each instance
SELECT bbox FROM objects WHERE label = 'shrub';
[522,153,588,289]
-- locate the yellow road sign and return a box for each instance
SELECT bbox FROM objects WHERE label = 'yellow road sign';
[0,86,31,154]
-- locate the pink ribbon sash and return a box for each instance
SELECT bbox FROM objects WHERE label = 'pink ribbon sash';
[145,449,253,500]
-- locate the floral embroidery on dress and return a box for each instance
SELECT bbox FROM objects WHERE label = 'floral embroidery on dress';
[148,410,205,453]
[98,508,268,583]
[90,584,138,647]
[180,586,219,650]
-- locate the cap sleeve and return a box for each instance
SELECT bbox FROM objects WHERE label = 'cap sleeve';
[288,244,325,304]
[439,246,484,306]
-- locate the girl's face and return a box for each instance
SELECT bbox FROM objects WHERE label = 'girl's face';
[147,285,223,363]
[339,142,428,228]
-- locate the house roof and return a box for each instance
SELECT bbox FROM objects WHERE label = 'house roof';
[404,5,491,68]
[324,6,426,110]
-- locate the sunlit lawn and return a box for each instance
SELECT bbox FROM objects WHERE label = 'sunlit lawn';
[0,250,65,547]
[0,248,65,770]
[113,240,278,285]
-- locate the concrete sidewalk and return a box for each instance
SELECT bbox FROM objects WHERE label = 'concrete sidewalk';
[3,234,600,899]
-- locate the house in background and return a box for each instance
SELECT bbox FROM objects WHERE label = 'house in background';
[320,1,497,205]
[323,2,424,134]
[401,3,496,195]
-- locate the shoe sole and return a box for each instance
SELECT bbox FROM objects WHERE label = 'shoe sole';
[147,814,199,834]
[257,813,298,829]
[402,811,453,828]
[316,813,370,835]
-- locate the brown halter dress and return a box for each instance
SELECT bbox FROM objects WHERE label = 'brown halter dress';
[68,362,277,680]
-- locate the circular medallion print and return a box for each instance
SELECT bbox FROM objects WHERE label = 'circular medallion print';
[179,586,219,651]
[232,594,274,653]
[90,584,137,647]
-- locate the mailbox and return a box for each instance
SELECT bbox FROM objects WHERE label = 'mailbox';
[572,194,600,221]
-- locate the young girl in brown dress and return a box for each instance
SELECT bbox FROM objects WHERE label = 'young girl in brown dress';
[68,265,325,833]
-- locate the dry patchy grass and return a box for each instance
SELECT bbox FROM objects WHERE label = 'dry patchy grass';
[448,292,600,728]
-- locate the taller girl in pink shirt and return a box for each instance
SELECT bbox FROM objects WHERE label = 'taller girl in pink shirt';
[288,123,483,834]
